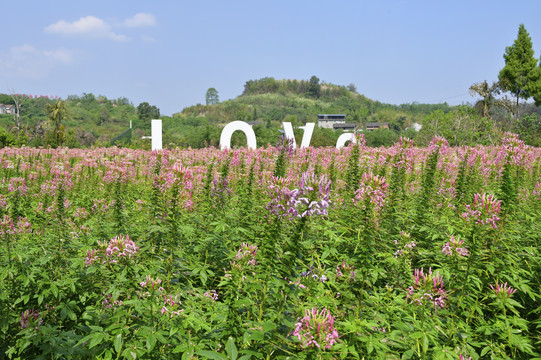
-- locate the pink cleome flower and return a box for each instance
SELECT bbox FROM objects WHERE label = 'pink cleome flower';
[232,243,258,270]
[290,307,340,350]
[84,234,138,267]
[104,234,139,263]
[442,235,469,257]
[462,193,501,229]
[490,281,517,298]
[20,309,42,329]
[406,268,447,310]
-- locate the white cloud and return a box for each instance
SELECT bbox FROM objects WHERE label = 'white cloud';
[123,13,156,28]
[45,16,129,41]
[141,35,156,43]
[44,48,74,63]
[0,44,74,79]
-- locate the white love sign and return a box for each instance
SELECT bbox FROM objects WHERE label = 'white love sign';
[149,120,356,151]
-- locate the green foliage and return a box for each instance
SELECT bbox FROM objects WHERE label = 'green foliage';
[418,106,499,146]
[0,93,139,147]
[2,75,541,149]
[514,113,541,146]
[364,128,399,147]
[45,100,67,148]
[307,75,321,98]
[499,24,541,116]
[136,102,160,127]
[0,143,541,359]
[206,88,220,106]
[0,127,16,147]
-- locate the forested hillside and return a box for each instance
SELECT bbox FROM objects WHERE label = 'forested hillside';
[1,75,541,149]
[169,77,455,148]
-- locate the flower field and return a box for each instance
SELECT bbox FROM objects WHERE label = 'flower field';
[1,133,541,359]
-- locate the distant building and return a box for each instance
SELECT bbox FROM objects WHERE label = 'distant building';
[318,114,346,129]
[365,122,389,131]
[333,123,356,131]
[318,114,356,131]
[0,104,15,115]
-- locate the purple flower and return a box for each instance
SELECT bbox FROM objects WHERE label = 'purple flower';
[203,290,219,301]
[140,275,162,290]
[8,177,27,196]
[84,249,99,267]
[406,268,447,311]
[266,173,331,220]
[290,307,340,350]
[490,281,517,298]
[442,236,468,257]
[354,173,388,219]
[428,135,449,155]
[231,243,258,271]
[104,234,138,263]
[20,309,42,329]
[103,293,123,310]
[275,135,295,155]
[462,193,502,229]
[336,261,356,282]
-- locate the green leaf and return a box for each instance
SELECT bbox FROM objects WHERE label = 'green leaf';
[155,331,167,344]
[50,283,59,299]
[88,332,104,349]
[103,349,113,360]
[200,270,208,286]
[195,351,228,360]
[244,329,264,341]
[422,334,429,354]
[402,348,415,359]
[114,333,123,354]
[348,345,360,359]
[121,348,138,360]
[480,346,491,356]
[146,333,156,352]
[226,337,238,360]
[367,335,374,354]
[67,308,76,321]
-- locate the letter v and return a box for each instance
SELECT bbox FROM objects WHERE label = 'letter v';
[282,122,315,149]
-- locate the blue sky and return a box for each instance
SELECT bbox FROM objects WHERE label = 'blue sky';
[1,1,541,116]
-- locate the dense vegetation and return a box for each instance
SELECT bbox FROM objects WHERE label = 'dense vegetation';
[2,75,541,150]
[1,133,541,359]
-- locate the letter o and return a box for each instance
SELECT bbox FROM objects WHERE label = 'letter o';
[336,133,356,149]
[220,121,257,150]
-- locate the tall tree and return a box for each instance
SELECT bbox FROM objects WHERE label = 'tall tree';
[498,24,540,118]
[308,75,321,98]
[205,88,219,105]
[46,100,67,147]
[468,81,501,118]
[8,91,27,134]
[534,55,541,106]
[136,102,160,121]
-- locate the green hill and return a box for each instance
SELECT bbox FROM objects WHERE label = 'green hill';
[0,93,141,147]
[167,77,453,148]
[6,76,533,148]
[179,77,451,127]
